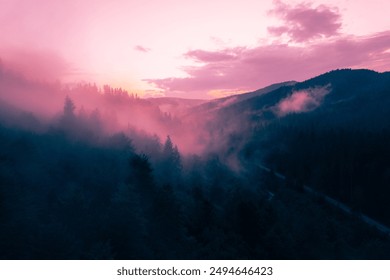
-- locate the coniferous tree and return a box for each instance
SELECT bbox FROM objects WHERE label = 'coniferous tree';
[160,136,182,187]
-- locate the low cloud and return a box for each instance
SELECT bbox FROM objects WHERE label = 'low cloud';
[268,0,342,42]
[275,86,330,117]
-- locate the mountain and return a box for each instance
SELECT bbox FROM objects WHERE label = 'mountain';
[147,97,206,117]
[194,69,390,128]
[190,81,296,114]
[225,69,390,227]
[172,69,390,228]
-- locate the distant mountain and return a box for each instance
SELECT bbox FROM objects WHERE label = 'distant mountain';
[198,69,390,129]
[147,97,206,117]
[147,96,206,106]
[190,81,296,114]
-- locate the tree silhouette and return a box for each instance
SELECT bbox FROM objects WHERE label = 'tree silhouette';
[59,96,77,132]
[160,136,182,187]
[63,95,76,119]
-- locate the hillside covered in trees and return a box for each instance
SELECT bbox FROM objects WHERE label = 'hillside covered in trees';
[1,68,390,259]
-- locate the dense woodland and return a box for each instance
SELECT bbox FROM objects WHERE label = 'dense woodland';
[1,69,390,259]
[242,70,390,225]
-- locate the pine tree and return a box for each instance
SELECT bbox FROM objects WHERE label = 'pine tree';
[63,96,75,119]
[161,136,182,187]
[59,96,77,132]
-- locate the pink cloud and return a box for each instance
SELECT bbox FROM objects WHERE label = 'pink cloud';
[268,0,342,42]
[145,31,390,99]
[275,86,330,117]
[184,49,238,63]
[134,45,151,53]
[0,49,72,82]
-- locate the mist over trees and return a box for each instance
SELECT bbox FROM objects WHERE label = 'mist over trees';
[1,68,390,259]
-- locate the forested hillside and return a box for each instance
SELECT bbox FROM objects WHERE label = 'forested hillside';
[1,69,390,259]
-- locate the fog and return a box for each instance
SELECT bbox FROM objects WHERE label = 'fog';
[2,58,390,259]
[0,58,231,157]
[274,85,330,116]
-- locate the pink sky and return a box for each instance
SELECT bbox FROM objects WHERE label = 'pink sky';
[1,0,389,99]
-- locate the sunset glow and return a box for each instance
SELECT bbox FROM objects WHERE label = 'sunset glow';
[1,0,390,263]
[1,0,389,98]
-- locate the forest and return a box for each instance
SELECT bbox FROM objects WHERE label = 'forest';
[1,68,390,259]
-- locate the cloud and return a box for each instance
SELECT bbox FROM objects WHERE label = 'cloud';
[274,86,330,117]
[134,45,151,53]
[145,31,390,98]
[184,49,238,63]
[268,0,342,42]
[0,48,73,82]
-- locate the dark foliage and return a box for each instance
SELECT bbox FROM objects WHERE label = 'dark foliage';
[1,121,390,259]
[1,69,390,259]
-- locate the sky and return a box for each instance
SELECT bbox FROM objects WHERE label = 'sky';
[0,0,389,99]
